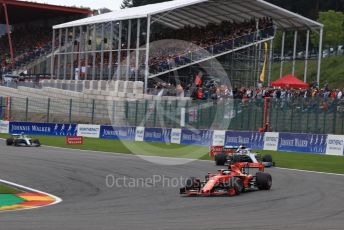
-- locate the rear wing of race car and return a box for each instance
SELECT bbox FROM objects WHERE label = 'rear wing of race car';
[209,145,237,158]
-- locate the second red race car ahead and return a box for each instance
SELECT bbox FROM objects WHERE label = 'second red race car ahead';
[180,161,272,196]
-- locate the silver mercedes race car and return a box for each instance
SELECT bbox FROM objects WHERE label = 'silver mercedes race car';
[211,145,275,167]
[6,134,41,147]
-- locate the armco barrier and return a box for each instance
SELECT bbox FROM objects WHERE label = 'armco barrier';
[1,121,343,156]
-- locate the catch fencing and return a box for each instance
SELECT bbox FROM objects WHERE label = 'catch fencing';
[1,96,344,135]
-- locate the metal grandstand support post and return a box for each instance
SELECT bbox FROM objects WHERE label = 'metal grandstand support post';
[51,29,56,79]
[256,42,262,88]
[268,39,273,85]
[117,21,123,80]
[144,15,151,93]
[292,30,298,76]
[3,3,14,68]
[126,20,132,81]
[279,31,285,78]
[317,28,323,85]
[70,27,75,80]
[108,21,114,80]
[135,18,141,81]
[77,26,82,81]
[57,29,62,79]
[85,26,89,80]
[100,23,105,80]
[304,30,310,82]
[63,28,68,80]
[92,24,96,80]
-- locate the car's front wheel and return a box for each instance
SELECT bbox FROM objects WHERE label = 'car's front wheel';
[256,172,272,190]
[214,153,227,165]
[6,138,14,146]
[33,139,41,147]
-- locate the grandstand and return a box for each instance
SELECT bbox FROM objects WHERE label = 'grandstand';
[50,0,323,93]
[0,0,92,75]
[1,0,334,133]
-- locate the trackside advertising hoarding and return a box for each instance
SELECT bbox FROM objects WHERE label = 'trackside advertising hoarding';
[100,126,136,141]
[263,132,279,151]
[135,127,144,141]
[3,121,344,156]
[144,128,171,143]
[171,128,182,144]
[212,130,226,146]
[278,133,327,154]
[9,122,77,136]
[0,120,9,134]
[77,124,100,138]
[326,135,344,156]
[225,131,264,149]
[180,129,213,146]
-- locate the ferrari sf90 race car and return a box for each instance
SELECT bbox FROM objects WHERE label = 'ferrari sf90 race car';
[6,134,41,147]
[210,145,275,167]
[180,162,272,196]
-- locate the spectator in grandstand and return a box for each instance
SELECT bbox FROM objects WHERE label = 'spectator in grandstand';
[148,17,275,73]
[337,89,343,99]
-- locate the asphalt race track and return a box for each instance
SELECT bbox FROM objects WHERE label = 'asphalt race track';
[1,142,344,230]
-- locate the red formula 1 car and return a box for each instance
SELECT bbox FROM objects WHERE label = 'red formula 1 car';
[180,162,272,196]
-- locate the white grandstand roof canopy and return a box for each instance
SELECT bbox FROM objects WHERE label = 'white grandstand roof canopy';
[53,0,323,30]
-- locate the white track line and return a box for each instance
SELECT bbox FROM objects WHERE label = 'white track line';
[0,178,62,212]
[275,167,344,177]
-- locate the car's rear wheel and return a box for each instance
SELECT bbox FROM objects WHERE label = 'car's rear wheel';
[33,139,41,147]
[6,138,14,146]
[262,154,273,163]
[214,153,226,165]
[256,172,272,190]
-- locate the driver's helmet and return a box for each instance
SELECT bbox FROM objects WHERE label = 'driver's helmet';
[236,145,246,153]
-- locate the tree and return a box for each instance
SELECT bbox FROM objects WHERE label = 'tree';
[311,10,344,49]
[120,0,133,9]
[121,0,171,8]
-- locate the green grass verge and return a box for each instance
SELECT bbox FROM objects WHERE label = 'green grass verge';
[0,134,209,159]
[1,133,344,174]
[256,150,344,174]
[0,184,22,194]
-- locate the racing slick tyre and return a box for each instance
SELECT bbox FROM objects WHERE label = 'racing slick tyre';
[214,153,227,165]
[33,139,41,147]
[256,172,272,190]
[232,177,244,195]
[262,154,273,163]
[6,138,14,146]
